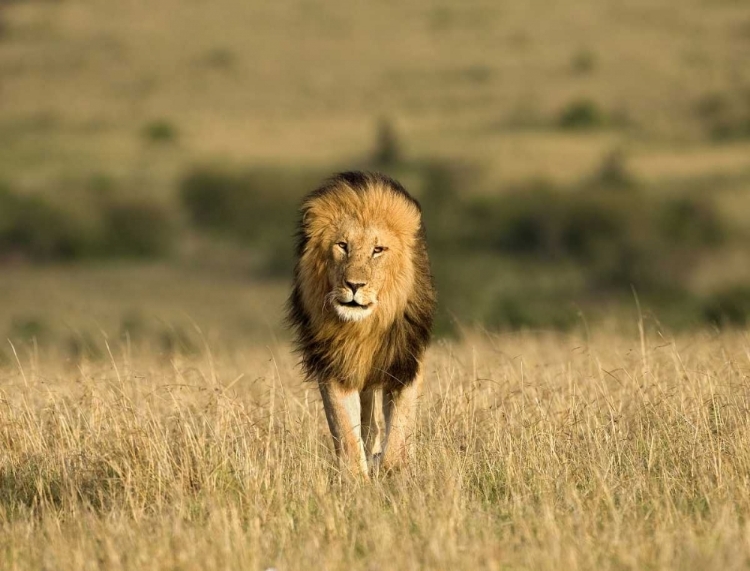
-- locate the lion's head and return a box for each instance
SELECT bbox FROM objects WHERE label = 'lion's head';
[288,172,435,390]
[292,172,426,327]
[320,191,422,323]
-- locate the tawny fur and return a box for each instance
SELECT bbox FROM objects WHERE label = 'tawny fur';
[288,171,435,394]
[287,172,436,476]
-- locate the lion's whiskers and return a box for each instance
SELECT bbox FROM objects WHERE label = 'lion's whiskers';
[323,291,338,311]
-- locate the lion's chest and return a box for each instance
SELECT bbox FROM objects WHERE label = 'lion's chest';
[312,318,420,390]
[315,323,397,391]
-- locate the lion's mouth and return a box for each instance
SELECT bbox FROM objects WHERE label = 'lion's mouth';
[337,299,372,309]
[333,295,376,321]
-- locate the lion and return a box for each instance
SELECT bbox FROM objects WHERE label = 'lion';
[287,171,436,477]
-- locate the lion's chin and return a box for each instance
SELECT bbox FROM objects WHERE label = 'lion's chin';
[334,301,375,322]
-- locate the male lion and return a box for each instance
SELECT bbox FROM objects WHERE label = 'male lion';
[287,171,436,477]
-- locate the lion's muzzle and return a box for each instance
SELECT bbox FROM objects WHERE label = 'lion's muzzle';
[333,281,376,322]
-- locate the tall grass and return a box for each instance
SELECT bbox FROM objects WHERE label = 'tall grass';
[1,329,750,570]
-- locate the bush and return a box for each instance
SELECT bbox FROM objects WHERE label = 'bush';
[588,149,636,190]
[487,295,579,331]
[119,311,149,344]
[0,182,175,262]
[180,167,304,238]
[200,48,236,70]
[158,324,199,357]
[142,119,178,144]
[456,183,723,291]
[558,99,605,130]
[694,92,750,142]
[180,168,242,230]
[458,182,537,253]
[0,184,91,261]
[180,166,324,276]
[417,161,474,250]
[101,200,175,257]
[64,331,104,363]
[179,159,476,271]
[9,316,50,344]
[657,197,724,246]
[702,287,750,328]
[571,50,596,74]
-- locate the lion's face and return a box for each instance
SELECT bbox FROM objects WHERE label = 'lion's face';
[327,220,397,322]
[295,178,423,330]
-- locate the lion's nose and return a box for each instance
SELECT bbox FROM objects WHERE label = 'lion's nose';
[345,281,366,294]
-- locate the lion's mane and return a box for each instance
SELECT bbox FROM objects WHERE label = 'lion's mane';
[287,171,436,392]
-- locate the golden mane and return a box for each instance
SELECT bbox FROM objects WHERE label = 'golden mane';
[287,171,436,393]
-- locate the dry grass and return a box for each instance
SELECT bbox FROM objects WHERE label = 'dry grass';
[3,3,750,565]
[0,264,288,344]
[3,0,750,192]
[2,328,750,570]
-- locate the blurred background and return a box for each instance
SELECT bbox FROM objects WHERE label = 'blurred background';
[1,0,750,359]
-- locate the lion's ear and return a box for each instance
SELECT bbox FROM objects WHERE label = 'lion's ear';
[301,206,312,229]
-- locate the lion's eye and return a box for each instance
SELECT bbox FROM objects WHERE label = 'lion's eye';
[336,242,348,252]
[373,246,387,257]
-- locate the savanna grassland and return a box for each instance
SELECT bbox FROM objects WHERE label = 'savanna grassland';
[3,2,750,569]
[2,328,750,570]
[2,0,750,188]
[2,0,750,334]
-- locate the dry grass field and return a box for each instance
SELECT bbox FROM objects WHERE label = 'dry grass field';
[3,2,750,568]
[1,327,750,570]
[2,0,750,320]
[3,0,750,193]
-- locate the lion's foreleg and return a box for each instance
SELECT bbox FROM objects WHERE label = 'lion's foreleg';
[360,388,382,464]
[318,380,369,477]
[380,370,422,473]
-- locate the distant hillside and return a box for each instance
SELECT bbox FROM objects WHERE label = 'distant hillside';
[1,0,750,195]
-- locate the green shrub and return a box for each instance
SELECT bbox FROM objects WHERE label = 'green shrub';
[180,166,324,276]
[488,296,579,331]
[456,183,723,291]
[0,184,91,261]
[461,182,555,254]
[200,47,236,70]
[180,168,242,230]
[657,197,724,246]
[64,331,104,362]
[558,99,605,130]
[0,182,175,262]
[101,200,175,257]
[418,161,471,250]
[559,194,634,259]
[119,311,149,344]
[180,167,303,237]
[694,92,750,141]
[9,316,50,344]
[571,50,596,74]
[180,160,477,273]
[702,287,750,328]
[588,149,636,190]
[142,119,178,144]
[158,325,199,357]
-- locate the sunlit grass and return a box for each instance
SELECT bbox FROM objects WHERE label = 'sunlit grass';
[1,327,749,570]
